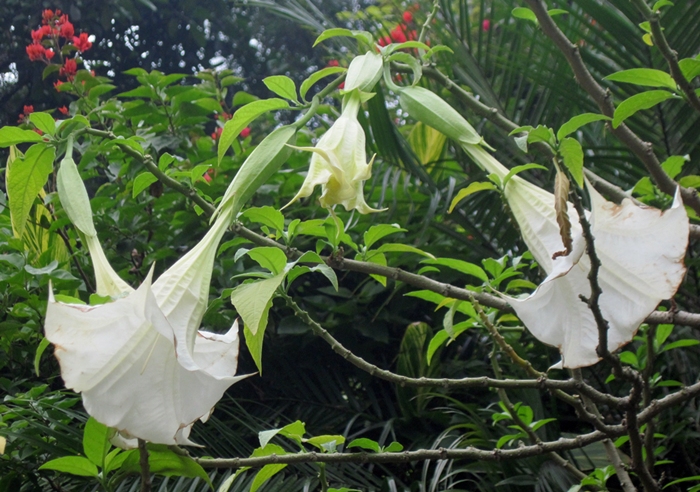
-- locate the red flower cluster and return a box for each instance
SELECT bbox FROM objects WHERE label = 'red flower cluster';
[26,9,93,83]
[378,11,418,47]
[17,105,34,123]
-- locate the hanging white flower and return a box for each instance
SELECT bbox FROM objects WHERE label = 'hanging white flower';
[45,145,251,445]
[284,90,383,213]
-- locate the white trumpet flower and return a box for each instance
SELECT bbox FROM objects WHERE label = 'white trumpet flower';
[464,147,688,368]
[284,90,383,213]
[45,148,248,445]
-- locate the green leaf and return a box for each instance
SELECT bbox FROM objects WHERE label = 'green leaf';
[132,172,159,197]
[375,243,435,258]
[605,68,676,90]
[679,175,700,188]
[421,258,489,283]
[300,67,346,101]
[123,444,211,486]
[448,182,497,212]
[661,339,700,352]
[34,337,51,376]
[559,138,584,187]
[0,127,44,147]
[104,449,136,474]
[347,438,380,453]
[527,125,555,146]
[556,113,611,141]
[613,90,675,128]
[652,0,674,10]
[679,58,700,82]
[263,75,298,103]
[655,324,673,347]
[83,418,111,467]
[245,247,288,275]
[383,442,404,452]
[29,113,56,136]
[661,155,688,180]
[231,273,286,337]
[241,206,285,233]
[363,224,407,249]
[548,8,568,16]
[619,351,639,367]
[306,435,345,451]
[6,144,55,238]
[313,28,373,47]
[88,84,116,99]
[512,7,538,23]
[251,464,287,492]
[503,163,548,189]
[39,456,99,477]
[218,99,290,164]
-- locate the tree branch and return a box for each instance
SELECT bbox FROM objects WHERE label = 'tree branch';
[520,0,700,216]
[196,428,623,469]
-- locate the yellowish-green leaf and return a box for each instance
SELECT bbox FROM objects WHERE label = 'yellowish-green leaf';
[448,182,497,212]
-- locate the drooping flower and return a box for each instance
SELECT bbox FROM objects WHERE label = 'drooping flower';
[402,89,689,368]
[45,143,248,445]
[461,147,688,368]
[283,90,383,214]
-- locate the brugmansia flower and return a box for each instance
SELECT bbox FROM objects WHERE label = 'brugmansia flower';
[45,143,249,445]
[402,92,689,368]
[466,149,688,368]
[284,90,383,213]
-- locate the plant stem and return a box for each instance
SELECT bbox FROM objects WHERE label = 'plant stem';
[138,439,151,492]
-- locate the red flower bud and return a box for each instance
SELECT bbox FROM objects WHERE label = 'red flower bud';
[211,127,223,140]
[53,80,64,91]
[42,9,55,24]
[327,59,339,67]
[45,49,55,60]
[240,127,251,138]
[26,43,46,61]
[390,25,407,43]
[378,35,392,47]
[402,11,413,23]
[58,106,69,115]
[24,105,35,115]
[482,19,491,31]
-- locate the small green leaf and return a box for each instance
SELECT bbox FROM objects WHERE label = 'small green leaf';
[527,125,555,146]
[263,75,298,103]
[251,464,287,492]
[655,324,673,347]
[300,67,346,101]
[503,163,548,189]
[556,113,611,141]
[218,99,290,164]
[245,247,288,275]
[123,444,211,486]
[652,0,674,10]
[306,435,345,451]
[363,224,406,249]
[383,441,404,452]
[83,418,111,467]
[7,144,55,238]
[512,7,538,23]
[679,175,700,188]
[0,127,44,147]
[661,339,700,352]
[613,90,675,128]
[559,138,584,187]
[548,8,568,16]
[619,351,639,367]
[347,438,380,453]
[448,181,497,212]
[313,28,373,47]
[29,113,56,136]
[605,68,676,90]
[375,243,435,258]
[422,258,489,283]
[39,456,99,477]
[132,172,159,197]
[679,58,700,82]
[241,206,285,233]
[34,337,51,376]
[661,155,688,179]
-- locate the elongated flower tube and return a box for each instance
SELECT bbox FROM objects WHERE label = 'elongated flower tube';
[45,143,258,445]
[284,90,383,213]
[402,90,689,367]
